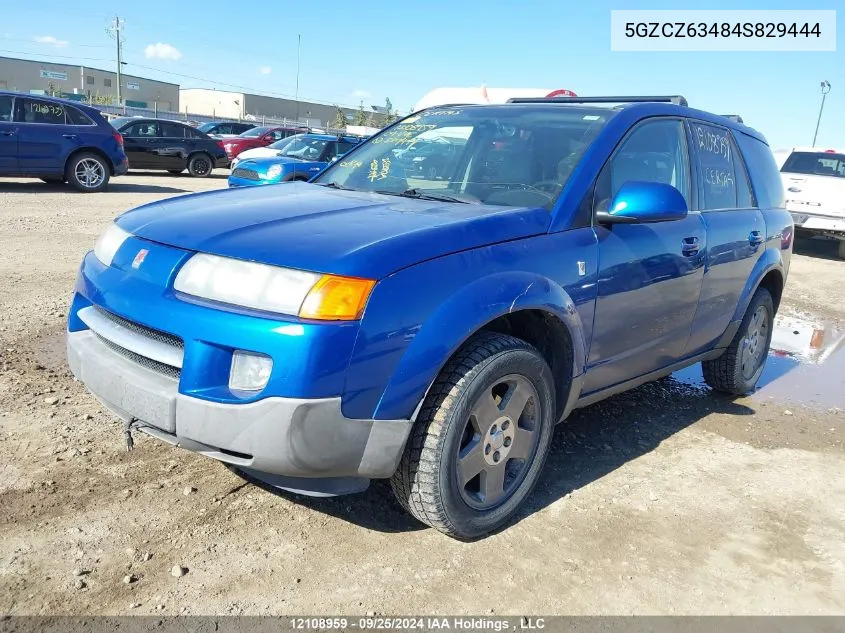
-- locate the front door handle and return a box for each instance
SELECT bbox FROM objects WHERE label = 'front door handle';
[682,236,700,257]
[62,134,78,140]
[0,129,16,136]
[749,231,764,248]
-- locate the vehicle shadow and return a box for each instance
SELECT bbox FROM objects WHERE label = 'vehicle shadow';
[127,171,229,180]
[793,235,842,262]
[0,181,189,194]
[236,375,754,536]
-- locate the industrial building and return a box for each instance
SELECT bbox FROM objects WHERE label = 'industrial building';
[0,55,179,111]
[180,88,358,128]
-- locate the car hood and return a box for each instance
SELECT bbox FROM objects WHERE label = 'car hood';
[117,183,551,279]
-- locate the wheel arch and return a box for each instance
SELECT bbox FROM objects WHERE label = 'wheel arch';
[733,247,785,321]
[370,271,588,423]
[65,147,114,176]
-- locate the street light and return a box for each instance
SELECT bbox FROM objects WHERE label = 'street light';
[812,80,831,147]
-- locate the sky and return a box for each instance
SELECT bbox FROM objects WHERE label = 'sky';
[1,0,841,150]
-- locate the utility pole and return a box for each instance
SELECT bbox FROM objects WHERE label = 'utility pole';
[812,80,831,147]
[107,16,125,106]
[294,34,301,123]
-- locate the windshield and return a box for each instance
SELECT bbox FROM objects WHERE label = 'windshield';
[268,134,304,151]
[279,136,330,160]
[239,126,271,138]
[782,151,845,178]
[313,105,614,207]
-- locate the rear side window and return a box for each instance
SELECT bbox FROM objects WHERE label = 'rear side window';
[187,127,209,139]
[67,107,94,126]
[733,132,785,209]
[0,95,12,121]
[159,122,185,138]
[15,97,67,125]
[689,121,737,210]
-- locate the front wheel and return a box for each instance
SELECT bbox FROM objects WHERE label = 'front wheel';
[187,153,213,178]
[66,153,110,193]
[702,287,774,394]
[391,332,556,539]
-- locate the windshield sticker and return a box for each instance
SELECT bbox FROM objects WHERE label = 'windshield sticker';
[368,158,392,182]
[582,115,601,120]
[372,124,439,145]
[427,109,462,117]
[339,159,363,168]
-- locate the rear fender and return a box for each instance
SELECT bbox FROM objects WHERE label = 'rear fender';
[732,246,784,322]
[371,271,587,421]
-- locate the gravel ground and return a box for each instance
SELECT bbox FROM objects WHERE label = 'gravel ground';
[0,172,843,616]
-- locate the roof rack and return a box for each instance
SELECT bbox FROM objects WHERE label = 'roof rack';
[506,95,689,107]
[720,115,744,123]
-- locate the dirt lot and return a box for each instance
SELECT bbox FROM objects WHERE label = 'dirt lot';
[0,173,843,616]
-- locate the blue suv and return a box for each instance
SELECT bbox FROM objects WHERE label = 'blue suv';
[0,91,128,192]
[66,96,791,538]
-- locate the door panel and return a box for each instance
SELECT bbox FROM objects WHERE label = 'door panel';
[684,122,766,355]
[13,97,78,173]
[584,118,706,393]
[121,121,159,168]
[151,121,189,170]
[0,96,16,172]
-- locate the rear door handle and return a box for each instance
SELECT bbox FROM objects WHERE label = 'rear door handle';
[682,236,700,257]
[749,231,765,247]
[0,129,16,136]
[62,134,78,140]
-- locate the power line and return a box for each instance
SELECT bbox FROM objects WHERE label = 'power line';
[0,36,112,49]
[0,48,114,63]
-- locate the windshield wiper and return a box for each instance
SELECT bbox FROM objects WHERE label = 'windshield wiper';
[316,182,355,190]
[376,188,470,204]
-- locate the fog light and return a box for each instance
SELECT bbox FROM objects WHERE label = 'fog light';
[229,351,273,392]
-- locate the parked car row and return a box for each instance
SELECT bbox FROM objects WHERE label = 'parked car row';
[0,90,363,191]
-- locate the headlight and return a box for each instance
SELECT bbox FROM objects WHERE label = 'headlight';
[266,164,283,179]
[93,222,132,267]
[173,253,375,320]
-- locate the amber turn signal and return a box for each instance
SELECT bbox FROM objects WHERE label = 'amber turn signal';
[298,275,376,321]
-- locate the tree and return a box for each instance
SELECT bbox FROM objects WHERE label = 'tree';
[331,105,347,130]
[354,100,368,126]
[45,82,61,97]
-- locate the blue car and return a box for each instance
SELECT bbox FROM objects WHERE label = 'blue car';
[0,91,128,192]
[67,96,791,538]
[228,133,363,187]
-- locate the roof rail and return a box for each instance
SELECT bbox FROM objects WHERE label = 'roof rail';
[506,95,689,107]
[720,114,745,123]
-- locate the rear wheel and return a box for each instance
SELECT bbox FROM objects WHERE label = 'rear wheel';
[66,153,110,193]
[702,287,774,395]
[390,332,556,539]
[187,153,213,178]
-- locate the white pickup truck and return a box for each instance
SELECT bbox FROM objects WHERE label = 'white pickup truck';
[779,147,845,258]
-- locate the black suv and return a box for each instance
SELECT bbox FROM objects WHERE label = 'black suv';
[111,117,228,177]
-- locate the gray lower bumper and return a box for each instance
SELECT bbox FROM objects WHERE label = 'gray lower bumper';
[66,330,412,489]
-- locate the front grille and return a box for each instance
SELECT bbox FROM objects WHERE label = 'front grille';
[232,167,260,181]
[95,334,181,380]
[94,307,183,349]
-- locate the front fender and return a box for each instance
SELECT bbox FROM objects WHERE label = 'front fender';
[369,271,588,421]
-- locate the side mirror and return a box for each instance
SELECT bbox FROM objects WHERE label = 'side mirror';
[596,181,689,224]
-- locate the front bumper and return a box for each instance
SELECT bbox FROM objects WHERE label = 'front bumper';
[67,328,412,494]
[788,208,845,236]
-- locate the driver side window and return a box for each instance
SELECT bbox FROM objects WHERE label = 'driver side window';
[594,119,690,214]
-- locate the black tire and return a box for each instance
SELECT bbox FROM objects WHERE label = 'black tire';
[65,152,110,193]
[168,169,184,175]
[40,177,65,185]
[702,287,774,395]
[390,332,556,539]
[187,153,213,178]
